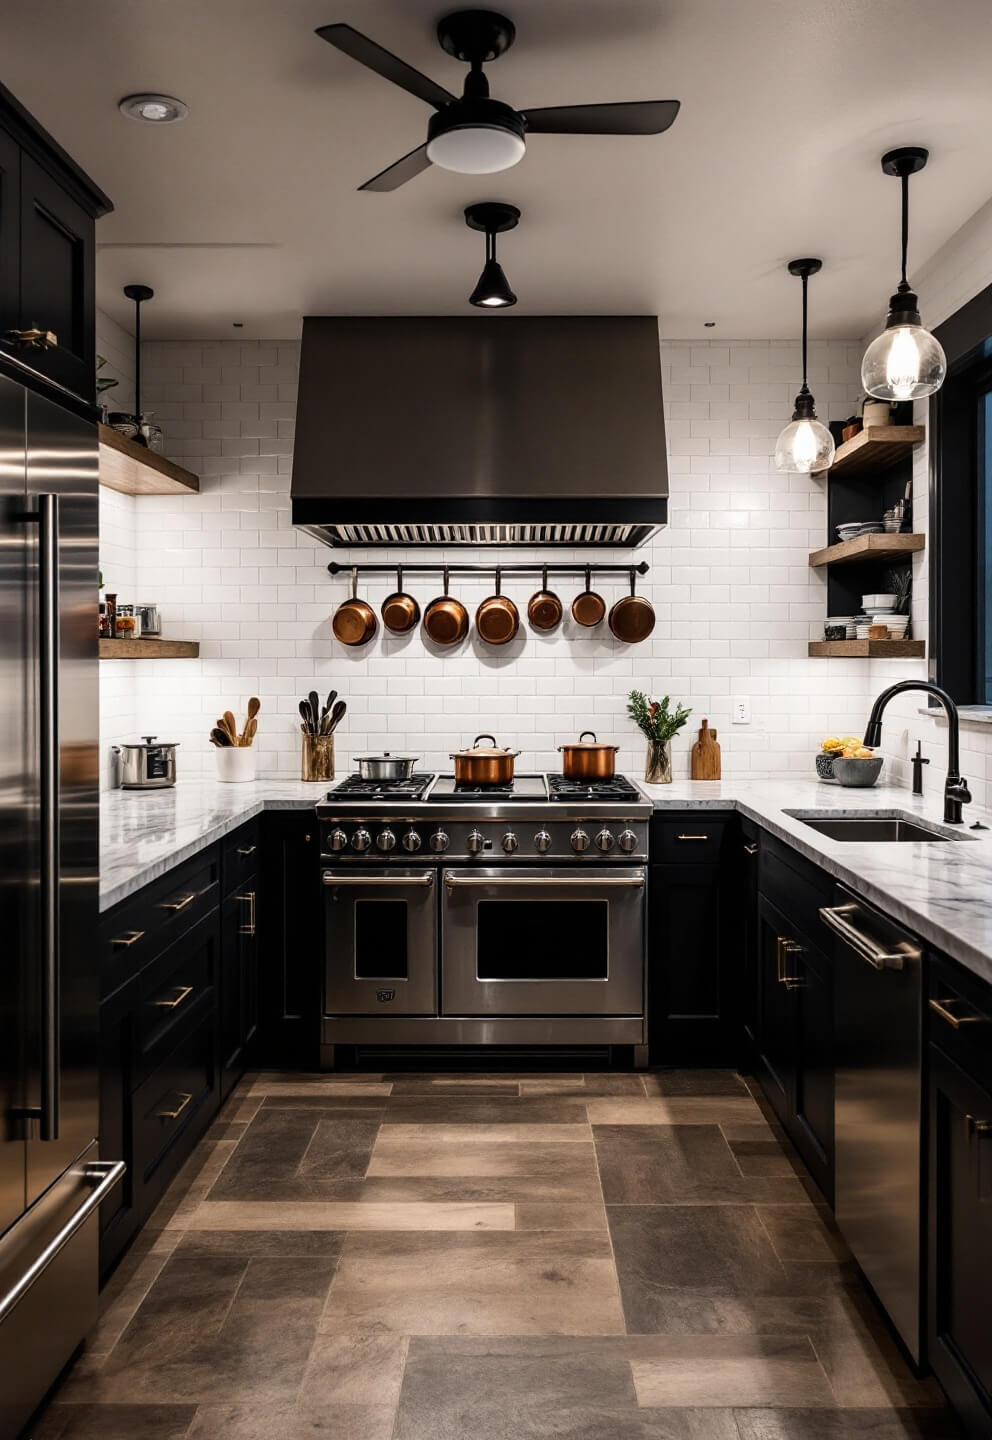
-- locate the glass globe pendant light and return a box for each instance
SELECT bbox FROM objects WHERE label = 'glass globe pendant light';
[861,147,946,401]
[774,259,836,474]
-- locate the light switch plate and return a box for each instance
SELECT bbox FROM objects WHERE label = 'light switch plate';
[732,698,751,725]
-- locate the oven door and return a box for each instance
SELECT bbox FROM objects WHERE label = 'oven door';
[323,868,437,1016]
[441,867,645,1017]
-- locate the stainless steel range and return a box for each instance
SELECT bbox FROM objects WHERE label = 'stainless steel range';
[316,772,651,1066]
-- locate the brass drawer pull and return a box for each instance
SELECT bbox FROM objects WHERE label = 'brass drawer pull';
[743,842,759,856]
[238,891,256,937]
[156,1091,193,1123]
[777,936,805,989]
[967,1115,992,1139]
[159,891,196,913]
[112,929,145,948]
[4,327,58,350]
[676,833,710,841]
[236,844,257,857]
[929,996,985,1030]
[152,984,194,1010]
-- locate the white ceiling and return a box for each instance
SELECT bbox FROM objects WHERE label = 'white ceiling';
[6,0,992,339]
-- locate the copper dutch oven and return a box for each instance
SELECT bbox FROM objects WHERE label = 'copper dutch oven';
[423,568,469,646]
[332,570,378,647]
[557,730,620,780]
[475,569,519,646]
[450,734,521,785]
[381,567,420,635]
[608,568,655,644]
[527,567,563,632]
[571,567,606,628]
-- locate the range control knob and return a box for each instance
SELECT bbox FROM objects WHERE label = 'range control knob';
[402,828,422,853]
[502,832,518,853]
[351,828,371,853]
[596,829,615,853]
[618,829,638,854]
[570,829,590,853]
[466,829,485,856]
[377,828,396,853]
[430,829,450,853]
[329,828,348,853]
[534,830,552,853]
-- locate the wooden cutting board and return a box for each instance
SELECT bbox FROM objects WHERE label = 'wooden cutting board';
[690,719,721,780]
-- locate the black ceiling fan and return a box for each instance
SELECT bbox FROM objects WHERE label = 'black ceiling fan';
[316,9,680,192]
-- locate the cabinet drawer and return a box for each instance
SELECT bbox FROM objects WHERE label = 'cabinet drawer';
[133,913,218,1086]
[653,818,727,864]
[759,836,833,954]
[132,1010,216,1191]
[929,957,992,1090]
[100,848,221,999]
[223,820,261,895]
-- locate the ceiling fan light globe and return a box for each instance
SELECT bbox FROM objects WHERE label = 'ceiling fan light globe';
[427,124,526,174]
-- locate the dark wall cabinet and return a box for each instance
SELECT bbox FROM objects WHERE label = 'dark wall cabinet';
[0,81,110,405]
[928,957,992,1438]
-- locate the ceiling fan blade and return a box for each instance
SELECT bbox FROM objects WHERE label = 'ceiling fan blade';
[316,23,456,109]
[358,142,433,193]
[522,99,680,136]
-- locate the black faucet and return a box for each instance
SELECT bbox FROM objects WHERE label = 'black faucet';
[864,681,972,823]
[911,740,930,796]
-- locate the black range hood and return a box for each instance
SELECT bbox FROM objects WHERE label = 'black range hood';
[291,315,668,548]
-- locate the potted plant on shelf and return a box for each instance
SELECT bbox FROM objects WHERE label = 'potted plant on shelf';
[627,690,691,784]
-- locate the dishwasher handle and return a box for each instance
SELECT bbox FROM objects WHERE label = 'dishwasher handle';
[819,902,919,971]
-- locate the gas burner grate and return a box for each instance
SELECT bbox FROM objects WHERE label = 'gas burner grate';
[546,773,641,802]
[329,773,435,802]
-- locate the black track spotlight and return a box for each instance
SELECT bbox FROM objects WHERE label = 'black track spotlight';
[465,202,519,308]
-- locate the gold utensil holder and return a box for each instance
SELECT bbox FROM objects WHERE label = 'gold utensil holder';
[302,734,335,782]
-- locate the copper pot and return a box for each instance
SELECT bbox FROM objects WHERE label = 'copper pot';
[423,568,468,646]
[449,733,521,785]
[527,567,563,632]
[557,730,620,780]
[332,570,378,647]
[381,567,420,635]
[476,569,519,645]
[608,568,655,644]
[571,567,606,628]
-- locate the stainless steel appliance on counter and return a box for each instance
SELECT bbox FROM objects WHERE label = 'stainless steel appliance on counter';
[118,735,179,790]
[316,771,651,1066]
[821,887,923,1362]
[0,373,123,1436]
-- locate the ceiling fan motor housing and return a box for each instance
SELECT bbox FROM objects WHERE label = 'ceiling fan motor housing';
[427,98,526,173]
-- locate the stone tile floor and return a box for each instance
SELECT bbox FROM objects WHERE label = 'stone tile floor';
[30,1070,958,1439]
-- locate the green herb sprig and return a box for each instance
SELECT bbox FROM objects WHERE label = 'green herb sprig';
[626,690,692,744]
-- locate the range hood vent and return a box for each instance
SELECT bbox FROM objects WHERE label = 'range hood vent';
[291,317,668,549]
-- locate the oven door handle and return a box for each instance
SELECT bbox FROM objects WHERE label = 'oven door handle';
[322,872,434,887]
[443,873,644,889]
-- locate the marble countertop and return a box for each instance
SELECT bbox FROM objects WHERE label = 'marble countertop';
[101,774,992,988]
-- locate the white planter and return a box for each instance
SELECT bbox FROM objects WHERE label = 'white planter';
[215,746,256,783]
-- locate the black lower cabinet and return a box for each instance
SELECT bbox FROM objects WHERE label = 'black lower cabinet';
[219,872,259,1101]
[259,812,322,1069]
[928,959,992,1437]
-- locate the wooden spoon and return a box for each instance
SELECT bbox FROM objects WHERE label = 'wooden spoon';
[241,696,260,744]
[217,715,239,744]
[243,716,258,745]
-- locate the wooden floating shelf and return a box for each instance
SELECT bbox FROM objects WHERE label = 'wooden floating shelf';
[811,424,925,478]
[809,532,925,568]
[98,424,200,496]
[808,639,925,659]
[99,638,199,659]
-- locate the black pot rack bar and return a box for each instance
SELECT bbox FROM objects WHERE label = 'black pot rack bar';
[327,562,649,577]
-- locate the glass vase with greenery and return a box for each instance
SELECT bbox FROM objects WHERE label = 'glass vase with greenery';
[626,690,692,784]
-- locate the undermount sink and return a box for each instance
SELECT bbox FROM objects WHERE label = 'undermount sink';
[787,814,973,843]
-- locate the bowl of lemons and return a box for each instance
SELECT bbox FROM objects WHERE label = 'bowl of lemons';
[817,736,883,787]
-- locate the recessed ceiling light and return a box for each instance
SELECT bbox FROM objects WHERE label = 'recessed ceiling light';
[704,321,716,328]
[118,93,189,124]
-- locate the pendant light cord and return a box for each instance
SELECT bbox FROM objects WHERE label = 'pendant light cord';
[800,270,809,394]
[899,170,910,291]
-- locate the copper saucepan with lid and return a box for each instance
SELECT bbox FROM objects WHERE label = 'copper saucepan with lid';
[332,569,378,647]
[381,567,420,635]
[608,567,656,644]
[527,567,563,632]
[449,734,521,785]
[423,568,469,646]
[557,730,620,780]
[475,568,519,646]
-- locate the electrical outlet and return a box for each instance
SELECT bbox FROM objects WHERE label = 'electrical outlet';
[732,698,751,725]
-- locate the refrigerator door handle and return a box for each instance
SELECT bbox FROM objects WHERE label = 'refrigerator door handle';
[38,492,61,1142]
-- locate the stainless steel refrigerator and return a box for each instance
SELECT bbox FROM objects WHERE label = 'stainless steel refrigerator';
[0,372,123,1436]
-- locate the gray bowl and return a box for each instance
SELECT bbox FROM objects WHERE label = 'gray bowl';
[832,756,884,788]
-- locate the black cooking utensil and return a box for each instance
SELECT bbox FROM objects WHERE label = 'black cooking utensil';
[328,700,347,733]
[299,698,314,734]
[210,726,234,747]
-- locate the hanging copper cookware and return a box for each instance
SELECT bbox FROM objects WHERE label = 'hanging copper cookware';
[557,730,620,780]
[571,567,607,628]
[381,567,420,635]
[423,568,469,646]
[475,568,519,645]
[332,569,378,647]
[527,566,563,632]
[608,568,656,644]
[449,734,521,785]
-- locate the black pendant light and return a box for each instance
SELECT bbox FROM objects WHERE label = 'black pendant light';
[861,147,946,400]
[774,259,835,474]
[123,282,154,433]
[465,202,519,308]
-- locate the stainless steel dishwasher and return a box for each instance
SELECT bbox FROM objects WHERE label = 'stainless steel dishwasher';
[820,887,924,1362]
